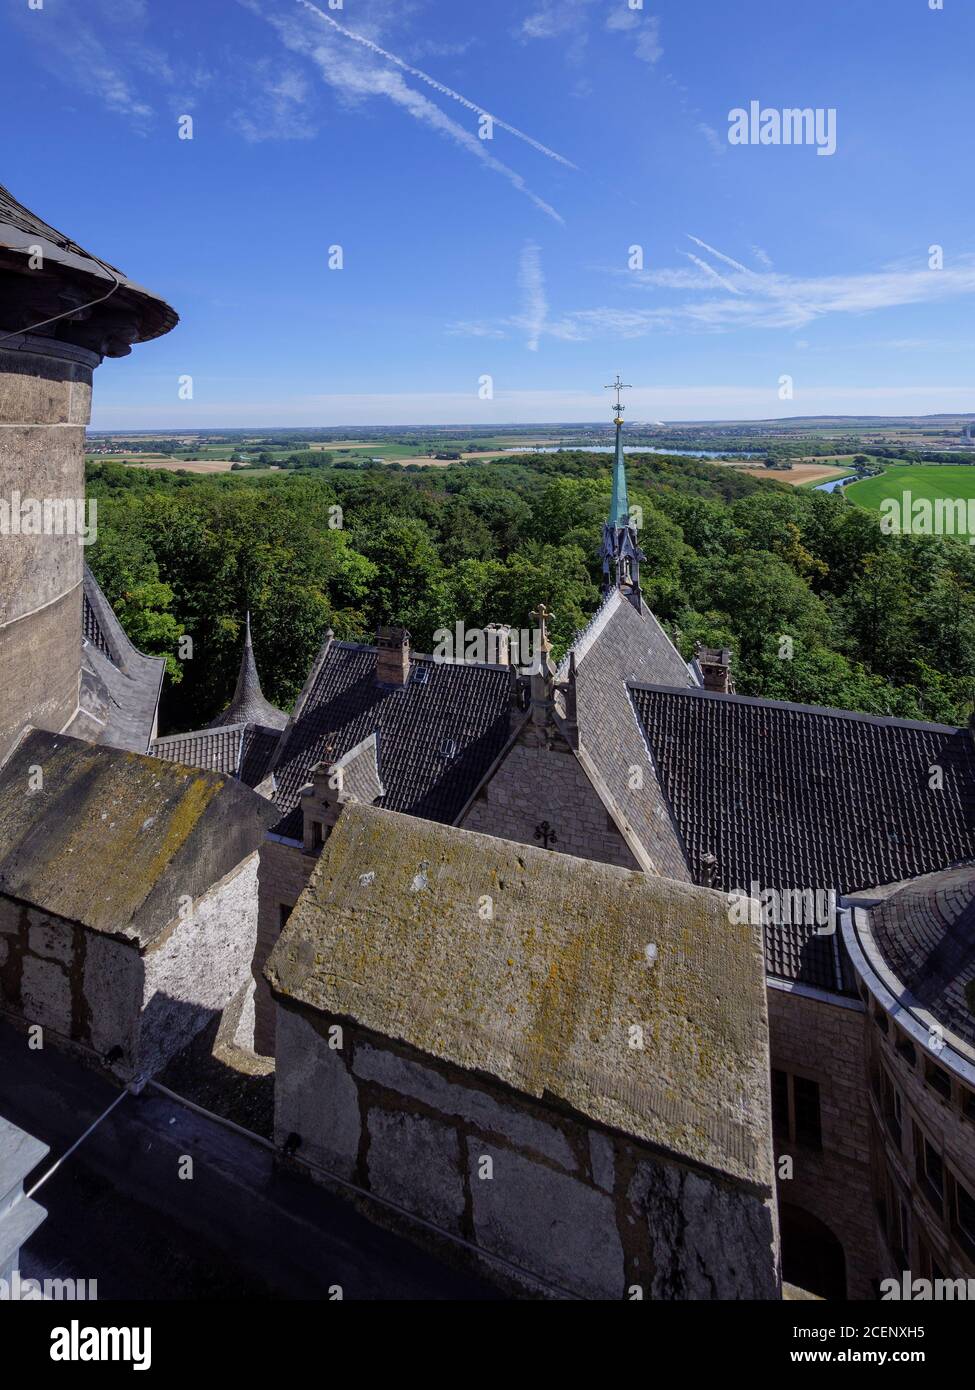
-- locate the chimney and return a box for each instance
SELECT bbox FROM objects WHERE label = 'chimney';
[695,644,735,695]
[485,623,511,667]
[376,626,411,686]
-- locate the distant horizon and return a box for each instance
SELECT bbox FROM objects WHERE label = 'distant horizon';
[85,411,975,436]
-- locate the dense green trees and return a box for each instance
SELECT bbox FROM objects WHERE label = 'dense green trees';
[85,452,975,734]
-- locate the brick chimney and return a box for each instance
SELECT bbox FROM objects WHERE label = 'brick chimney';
[696,644,735,695]
[376,626,411,686]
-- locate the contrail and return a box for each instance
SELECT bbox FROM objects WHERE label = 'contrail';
[297,0,578,170]
[684,252,742,295]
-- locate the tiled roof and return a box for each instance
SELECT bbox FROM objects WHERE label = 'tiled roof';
[70,567,166,754]
[0,183,177,346]
[565,591,695,878]
[151,722,280,790]
[869,866,975,1050]
[269,641,513,839]
[629,685,975,994]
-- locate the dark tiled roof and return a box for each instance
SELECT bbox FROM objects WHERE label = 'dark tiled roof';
[568,592,695,879]
[151,722,280,790]
[269,642,513,839]
[870,867,975,1049]
[630,686,975,994]
[70,567,166,754]
[208,615,288,732]
[0,183,177,347]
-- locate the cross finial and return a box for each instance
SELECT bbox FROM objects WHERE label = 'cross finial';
[530,602,554,652]
[605,373,632,415]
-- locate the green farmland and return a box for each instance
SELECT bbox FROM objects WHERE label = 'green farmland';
[846,464,975,540]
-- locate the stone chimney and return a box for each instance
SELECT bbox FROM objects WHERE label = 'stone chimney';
[485,623,511,667]
[376,626,411,686]
[696,644,735,695]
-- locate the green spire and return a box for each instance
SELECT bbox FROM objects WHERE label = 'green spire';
[605,374,632,528]
[608,415,629,527]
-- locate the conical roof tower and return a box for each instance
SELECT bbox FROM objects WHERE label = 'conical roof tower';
[209,613,288,730]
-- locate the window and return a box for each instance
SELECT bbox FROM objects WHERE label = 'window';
[896,1030,917,1068]
[279,903,295,932]
[311,820,324,849]
[950,1174,975,1257]
[794,1076,823,1150]
[925,1058,952,1101]
[772,1069,822,1151]
[915,1127,945,1212]
[874,1007,889,1035]
[963,1087,975,1124]
[880,1067,902,1148]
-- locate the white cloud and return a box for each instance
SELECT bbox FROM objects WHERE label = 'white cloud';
[517,242,549,351]
[231,64,317,142]
[521,1,663,65]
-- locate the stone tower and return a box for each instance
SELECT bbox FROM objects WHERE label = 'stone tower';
[0,185,177,765]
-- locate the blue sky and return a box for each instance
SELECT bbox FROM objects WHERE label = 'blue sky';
[4,0,974,427]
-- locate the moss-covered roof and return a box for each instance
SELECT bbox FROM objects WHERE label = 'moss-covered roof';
[266,804,773,1187]
[0,730,277,946]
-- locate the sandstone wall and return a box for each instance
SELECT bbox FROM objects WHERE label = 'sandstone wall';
[460,741,639,871]
[767,984,879,1298]
[273,1004,779,1300]
[0,337,96,765]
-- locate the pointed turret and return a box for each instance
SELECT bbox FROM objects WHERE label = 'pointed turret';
[600,374,645,605]
[209,613,288,730]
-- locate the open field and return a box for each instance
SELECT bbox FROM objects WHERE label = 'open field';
[729,462,854,488]
[846,464,975,537]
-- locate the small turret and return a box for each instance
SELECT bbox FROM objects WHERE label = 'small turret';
[210,613,288,730]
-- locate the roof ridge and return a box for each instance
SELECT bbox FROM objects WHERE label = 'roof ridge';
[628,682,964,734]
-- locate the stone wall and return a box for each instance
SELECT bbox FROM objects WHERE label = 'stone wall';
[273,1002,779,1300]
[867,1012,975,1279]
[0,337,96,765]
[0,853,261,1079]
[254,838,317,1056]
[767,984,879,1298]
[460,739,639,871]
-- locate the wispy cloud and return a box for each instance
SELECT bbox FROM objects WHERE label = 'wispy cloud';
[520,1,663,65]
[231,64,317,142]
[297,0,576,169]
[517,242,548,351]
[455,235,975,344]
[234,0,567,221]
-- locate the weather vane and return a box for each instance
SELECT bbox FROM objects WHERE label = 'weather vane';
[605,374,632,417]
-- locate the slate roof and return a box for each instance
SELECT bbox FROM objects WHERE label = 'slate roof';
[150,722,281,790]
[266,804,774,1190]
[68,567,166,755]
[268,640,513,839]
[629,685,975,994]
[208,615,288,732]
[0,730,277,946]
[563,590,695,879]
[0,183,177,351]
[868,866,975,1051]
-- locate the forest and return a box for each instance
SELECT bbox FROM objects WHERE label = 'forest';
[84,451,975,736]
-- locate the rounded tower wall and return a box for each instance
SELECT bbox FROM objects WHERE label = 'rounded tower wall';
[0,335,97,764]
